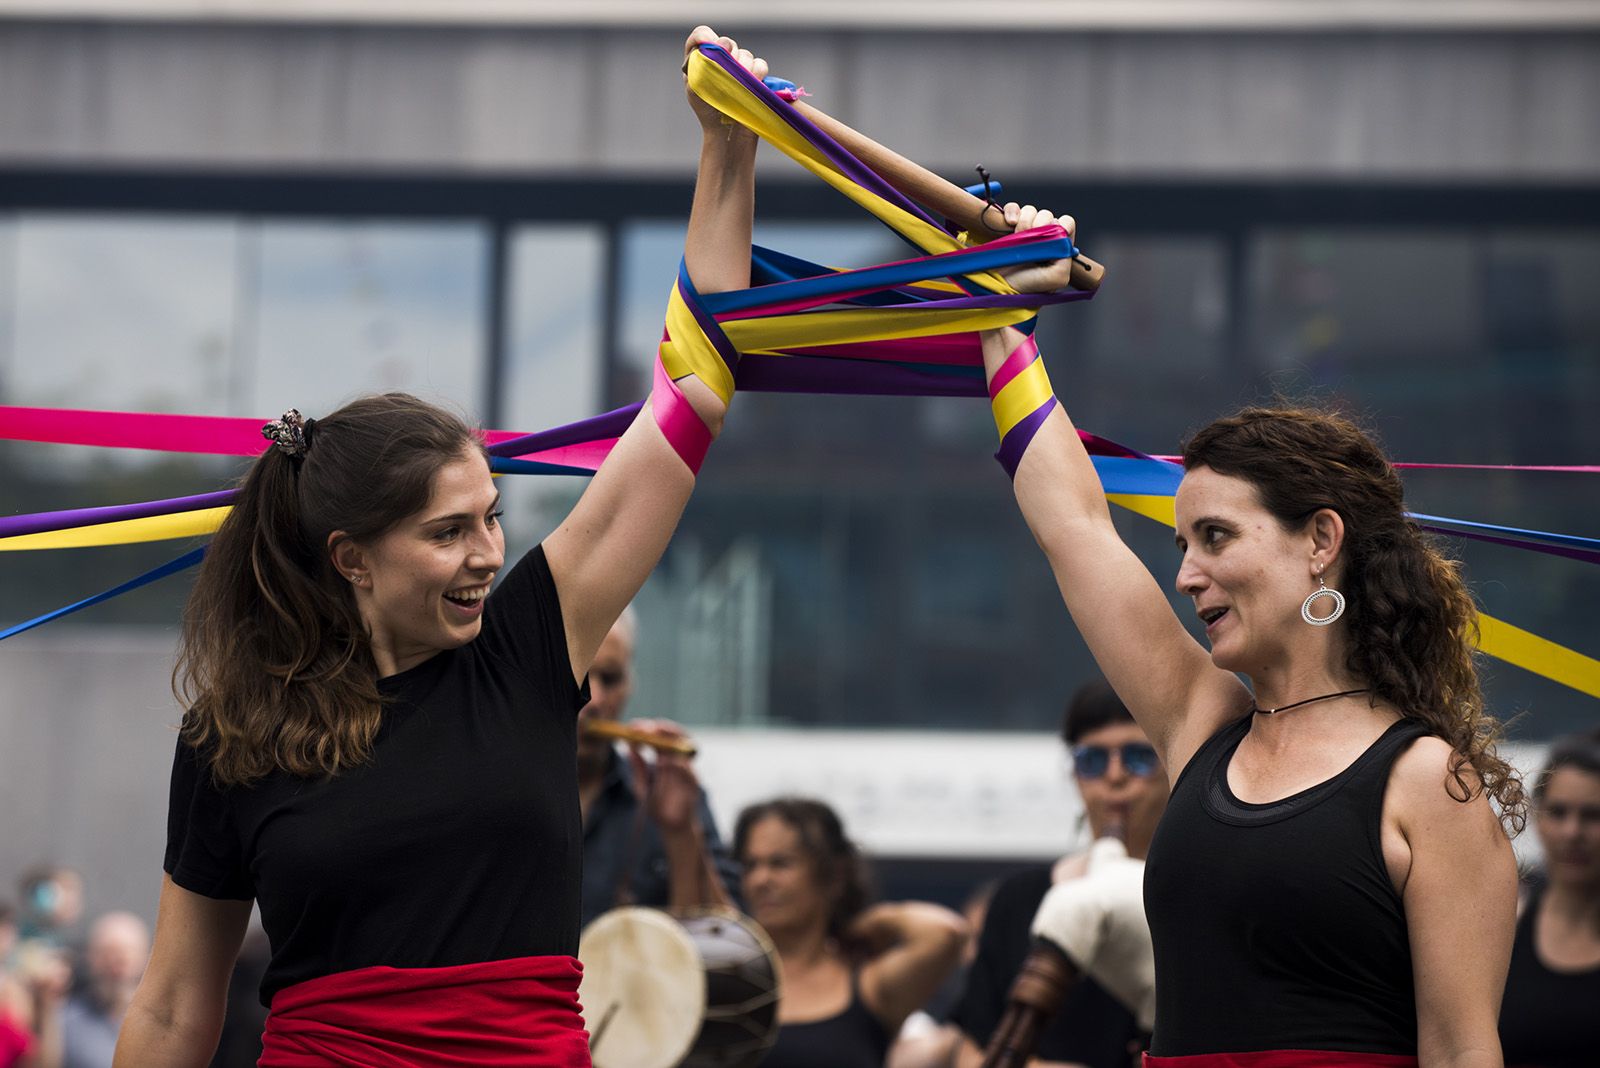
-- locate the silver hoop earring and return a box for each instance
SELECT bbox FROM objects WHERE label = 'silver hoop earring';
[1301,576,1345,626]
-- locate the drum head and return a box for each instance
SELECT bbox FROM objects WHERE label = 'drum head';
[580,907,706,1068]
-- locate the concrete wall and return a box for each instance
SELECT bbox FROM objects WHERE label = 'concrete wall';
[0,21,1595,180]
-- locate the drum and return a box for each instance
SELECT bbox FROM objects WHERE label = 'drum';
[580,906,782,1068]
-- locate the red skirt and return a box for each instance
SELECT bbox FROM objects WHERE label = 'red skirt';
[259,954,590,1067]
[1144,1054,1419,1068]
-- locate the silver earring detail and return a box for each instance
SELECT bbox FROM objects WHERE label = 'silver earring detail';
[1301,575,1345,626]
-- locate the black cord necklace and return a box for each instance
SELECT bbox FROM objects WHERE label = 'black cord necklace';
[1252,688,1370,716]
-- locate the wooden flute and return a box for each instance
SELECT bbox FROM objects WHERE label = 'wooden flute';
[581,719,699,758]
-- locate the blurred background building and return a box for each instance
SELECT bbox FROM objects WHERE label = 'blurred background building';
[3,1,1598,918]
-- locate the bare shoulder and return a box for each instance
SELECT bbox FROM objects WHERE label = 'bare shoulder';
[1387,734,1504,842]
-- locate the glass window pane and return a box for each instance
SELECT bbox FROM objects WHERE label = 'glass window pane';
[246,220,488,419]
[5,214,239,417]
[504,224,605,437]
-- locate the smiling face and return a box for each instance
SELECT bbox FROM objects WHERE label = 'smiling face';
[337,448,505,676]
[1173,465,1328,675]
[1537,766,1600,892]
[739,815,830,939]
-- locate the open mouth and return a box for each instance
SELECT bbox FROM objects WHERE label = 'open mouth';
[443,585,489,609]
[1199,606,1229,630]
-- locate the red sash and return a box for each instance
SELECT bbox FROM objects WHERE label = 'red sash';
[259,954,590,1067]
[1144,1054,1419,1068]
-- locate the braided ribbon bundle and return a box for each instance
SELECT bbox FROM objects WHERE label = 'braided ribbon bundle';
[2,46,1597,701]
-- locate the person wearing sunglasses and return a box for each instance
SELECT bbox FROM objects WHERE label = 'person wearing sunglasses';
[947,678,1167,1068]
[575,609,742,928]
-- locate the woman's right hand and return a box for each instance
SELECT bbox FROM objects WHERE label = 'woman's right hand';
[993,202,1078,294]
[683,26,768,135]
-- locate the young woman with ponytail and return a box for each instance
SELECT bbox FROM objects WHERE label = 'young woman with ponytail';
[115,27,766,1068]
[981,203,1524,1066]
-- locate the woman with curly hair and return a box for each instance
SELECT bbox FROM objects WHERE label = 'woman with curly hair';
[734,798,968,1068]
[980,202,1524,1066]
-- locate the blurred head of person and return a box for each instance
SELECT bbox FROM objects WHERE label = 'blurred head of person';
[83,911,149,1012]
[576,607,637,780]
[18,865,84,937]
[1532,728,1600,894]
[1061,679,1169,858]
[735,797,872,947]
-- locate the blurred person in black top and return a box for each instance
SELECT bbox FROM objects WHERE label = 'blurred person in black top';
[736,798,968,1068]
[1499,728,1600,1068]
[576,609,741,927]
[947,679,1163,1068]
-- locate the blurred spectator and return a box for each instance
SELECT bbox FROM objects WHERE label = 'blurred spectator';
[37,911,146,1068]
[736,797,968,1068]
[577,610,741,926]
[0,898,70,1068]
[948,679,1167,1068]
[1499,727,1600,1067]
[14,871,82,953]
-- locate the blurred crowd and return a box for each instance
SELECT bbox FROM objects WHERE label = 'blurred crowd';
[3,615,1597,1068]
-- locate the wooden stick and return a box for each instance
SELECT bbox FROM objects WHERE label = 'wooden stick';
[791,100,1105,292]
[581,718,699,758]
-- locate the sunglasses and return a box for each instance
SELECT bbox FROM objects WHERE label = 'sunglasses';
[1072,742,1161,780]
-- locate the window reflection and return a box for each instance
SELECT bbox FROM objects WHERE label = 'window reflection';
[248,220,487,418]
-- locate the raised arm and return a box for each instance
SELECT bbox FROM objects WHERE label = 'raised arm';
[982,205,1247,769]
[113,877,252,1068]
[856,901,971,1035]
[545,27,764,682]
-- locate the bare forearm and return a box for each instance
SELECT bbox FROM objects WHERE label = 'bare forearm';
[114,1002,221,1068]
[663,824,734,911]
[683,129,756,296]
[978,326,1116,547]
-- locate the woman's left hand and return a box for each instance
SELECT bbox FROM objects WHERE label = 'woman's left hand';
[995,202,1078,294]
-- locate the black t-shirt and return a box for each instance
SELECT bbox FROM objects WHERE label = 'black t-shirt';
[949,863,1143,1068]
[165,545,588,1006]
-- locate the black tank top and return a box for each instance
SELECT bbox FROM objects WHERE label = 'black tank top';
[1144,714,1428,1055]
[1498,882,1600,1067]
[761,976,890,1068]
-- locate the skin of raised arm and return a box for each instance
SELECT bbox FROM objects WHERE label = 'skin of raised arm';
[545,27,760,683]
[113,876,252,1068]
[856,902,971,1035]
[1391,738,1517,1068]
[979,212,1246,769]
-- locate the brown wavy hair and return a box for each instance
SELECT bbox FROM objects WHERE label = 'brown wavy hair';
[174,393,483,786]
[1183,405,1526,833]
[734,797,875,944]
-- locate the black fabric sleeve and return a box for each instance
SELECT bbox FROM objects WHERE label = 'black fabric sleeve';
[477,543,589,714]
[163,738,254,900]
